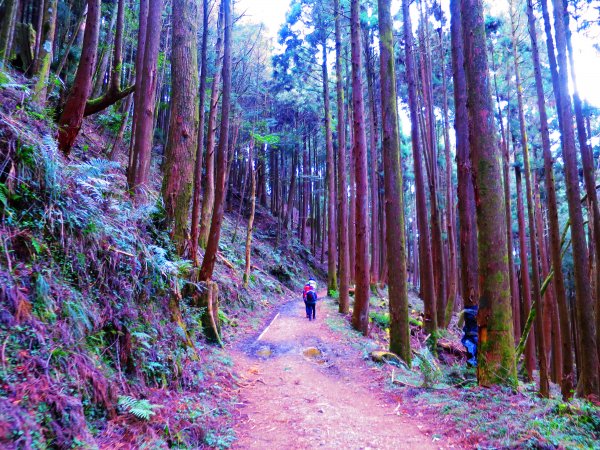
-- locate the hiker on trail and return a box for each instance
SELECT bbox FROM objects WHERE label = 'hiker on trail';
[303,278,318,321]
[458,305,478,366]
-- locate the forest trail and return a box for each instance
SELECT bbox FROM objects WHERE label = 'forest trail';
[231,295,455,449]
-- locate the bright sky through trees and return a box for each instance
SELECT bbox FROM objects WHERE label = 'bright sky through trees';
[239,0,600,106]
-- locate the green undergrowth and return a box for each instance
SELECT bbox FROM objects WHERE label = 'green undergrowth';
[325,284,599,448]
[408,383,600,448]
[323,301,377,356]
[0,75,322,448]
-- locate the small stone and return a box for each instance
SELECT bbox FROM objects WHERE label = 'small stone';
[303,347,322,359]
[256,346,272,358]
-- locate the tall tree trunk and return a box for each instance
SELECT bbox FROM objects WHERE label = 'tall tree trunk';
[127,0,148,188]
[535,185,560,383]
[108,92,133,160]
[364,28,380,285]
[334,0,350,314]
[283,150,297,231]
[91,5,117,98]
[378,0,410,363]
[32,0,44,73]
[492,51,520,341]
[510,3,549,396]
[301,134,308,244]
[32,0,58,105]
[55,5,87,80]
[190,0,210,265]
[515,163,535,379]
[198,0,231,282]
[199,2,224,249]
[403,0,437,338]
[130,0,162,198]
[350,0,370,334]
[461,0,517,387]
[450,0,478,308]
[161,0,199,255]
[0,0,19,67]
[439,29,457,327]
[527,0,572,398]
[322,42,338,295]
[418,6,446,327]
[244,138,256,287]
[57,0,101,156]
[342,47,356,283]
[347,63,357,283]
[84,0,135,117]
[563,0,600,379]
[550,0,600,397]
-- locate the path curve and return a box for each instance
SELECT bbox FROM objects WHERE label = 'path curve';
[231,296,454,449]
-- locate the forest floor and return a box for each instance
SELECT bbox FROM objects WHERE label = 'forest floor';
[229,294,457,449]
[1,70,599,449]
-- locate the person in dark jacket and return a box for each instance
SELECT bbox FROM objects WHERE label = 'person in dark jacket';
[303,279,318,321]
[458,305,478,366]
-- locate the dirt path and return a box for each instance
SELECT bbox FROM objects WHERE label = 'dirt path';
[231,296,457,449]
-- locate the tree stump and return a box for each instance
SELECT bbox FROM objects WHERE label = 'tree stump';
[186,271,222,345]
[198,280,222,344]
[169,282,197,353]
[13,23,35,72]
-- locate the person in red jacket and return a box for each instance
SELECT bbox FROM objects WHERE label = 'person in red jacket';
[303,279,318,321]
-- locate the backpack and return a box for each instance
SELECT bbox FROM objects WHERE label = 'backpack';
[462,305,478,338]
[305,289,317,304]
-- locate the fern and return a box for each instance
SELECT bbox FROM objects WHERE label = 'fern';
[63,299,93,340]
[414,347,443,388]
[118,395,161,421]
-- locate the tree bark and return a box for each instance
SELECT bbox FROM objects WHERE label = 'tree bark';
[334,0,350,314]
[0,0,19,68]
[491,50,520,342]
[417,7,446,327]
[199,0,231,282]
[301,133,309,245]
[130,0,162,199]
[84,0,135,117]
[526,0,572,399]
[244,137,256,287]
[199,2,224,249]
[32,0,44,75]
[322,41,338,295]
[57,0,101,156]
[550,0,599,397]
[108,92,133,161]
[515,161,535,380]
[55,5,87,80]
[439,29,457,327]
[190,0,210,265]
[509,2,548,396]
[350,0,370,335]
[32,0,58,105]
[341,47,355,283]
[403,0,437,338]
[563,0,600,380]
[364,28,380,285]
[450,0,478,309]
[461,0,517,386]
[127,0,148,188]
[91,4,117,99]
[283,150,297,231]
[161,0,199,255]
[378,0,410,363]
